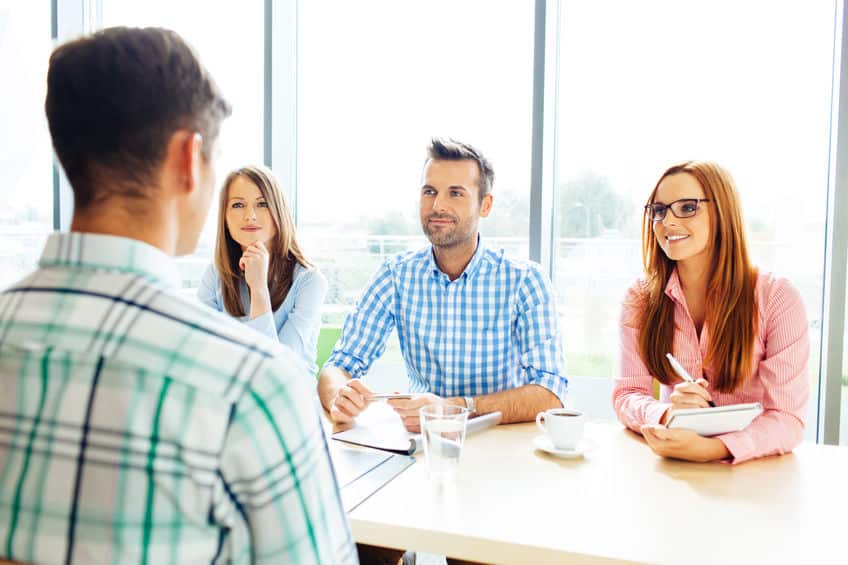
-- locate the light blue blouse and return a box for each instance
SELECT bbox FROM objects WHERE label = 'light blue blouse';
[197,262,328,375]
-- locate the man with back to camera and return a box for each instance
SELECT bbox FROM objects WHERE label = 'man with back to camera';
[318,138,568,431]
[0,27,356,564]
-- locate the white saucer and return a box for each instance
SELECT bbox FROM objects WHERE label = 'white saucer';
[533,435,593,459]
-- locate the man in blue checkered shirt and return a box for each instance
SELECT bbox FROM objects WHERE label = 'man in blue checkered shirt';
[319,138,568,434]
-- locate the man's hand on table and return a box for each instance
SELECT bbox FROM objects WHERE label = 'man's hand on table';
[388,394,464,433]
[329,379,374,424]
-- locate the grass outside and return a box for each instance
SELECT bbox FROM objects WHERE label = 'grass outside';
[568,354,614,379]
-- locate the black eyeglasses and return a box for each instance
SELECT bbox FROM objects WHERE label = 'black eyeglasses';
[644,198,710,222]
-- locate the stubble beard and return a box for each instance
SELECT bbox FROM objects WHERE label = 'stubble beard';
[422,216,475,249]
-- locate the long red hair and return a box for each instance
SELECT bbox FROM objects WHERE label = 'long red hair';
[636,161,758,393]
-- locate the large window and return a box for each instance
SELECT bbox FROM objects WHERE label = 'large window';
[17,1,848,441]
[100,0,265,290]
[554,0,836,428]
[297,0,536,387]
[0,2,53,288]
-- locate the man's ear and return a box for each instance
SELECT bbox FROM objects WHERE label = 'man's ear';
[479,193,494,218]
[182,132,203,195]
[164,130,204,195]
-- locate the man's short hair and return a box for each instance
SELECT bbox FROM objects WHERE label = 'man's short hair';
[426,138,494,202]
[45,26,232,209]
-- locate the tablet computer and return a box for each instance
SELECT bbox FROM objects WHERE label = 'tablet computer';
[666,402,763,436]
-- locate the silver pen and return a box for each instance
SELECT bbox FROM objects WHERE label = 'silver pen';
[665,352,716,407]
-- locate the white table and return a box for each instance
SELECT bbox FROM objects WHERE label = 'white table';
[348,421,848,564]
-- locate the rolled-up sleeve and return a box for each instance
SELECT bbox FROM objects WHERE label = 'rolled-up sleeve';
[717,279,809,464]
[515,266,568,405]
[324,263,396,379]
[613,283,671,431]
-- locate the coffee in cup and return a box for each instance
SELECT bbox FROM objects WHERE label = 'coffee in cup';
[536,408,585,450]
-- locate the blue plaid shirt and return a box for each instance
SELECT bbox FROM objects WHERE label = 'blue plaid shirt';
[326,238,568,402]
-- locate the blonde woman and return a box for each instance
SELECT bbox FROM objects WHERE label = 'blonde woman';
[198,165,327,374]
[614,161,809,463]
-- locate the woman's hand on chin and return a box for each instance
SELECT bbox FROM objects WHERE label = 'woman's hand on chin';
[240,241,270,292]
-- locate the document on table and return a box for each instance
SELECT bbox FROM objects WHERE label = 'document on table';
[331,401,502,455]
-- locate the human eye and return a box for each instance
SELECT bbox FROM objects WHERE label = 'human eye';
[648,204,664,217]
[257,200,269,208]
[231,202,244,209]
[677,200,698,214]
[451,190,463,197]
[422,188,436,196]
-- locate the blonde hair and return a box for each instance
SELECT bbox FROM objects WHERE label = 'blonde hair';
[635,161,758,393]
[214,165,311,317]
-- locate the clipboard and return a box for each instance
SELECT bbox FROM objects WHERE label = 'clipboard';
[666,402,763,436]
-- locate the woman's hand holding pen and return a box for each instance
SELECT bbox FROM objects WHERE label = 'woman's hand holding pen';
[661,379,715,424]
[670,378,714,408]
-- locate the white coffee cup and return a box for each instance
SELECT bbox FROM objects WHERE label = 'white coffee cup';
[536,408,585,450]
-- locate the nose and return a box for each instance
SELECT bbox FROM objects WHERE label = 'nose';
[244,205,257,220]
[660,209,677,228]
[431,191,447,211]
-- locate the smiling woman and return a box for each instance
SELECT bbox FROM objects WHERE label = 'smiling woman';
[197,165,328,376]
[614,161,810,464]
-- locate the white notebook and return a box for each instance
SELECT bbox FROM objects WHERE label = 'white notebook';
[332,402,501,454]
[666,402,763,436]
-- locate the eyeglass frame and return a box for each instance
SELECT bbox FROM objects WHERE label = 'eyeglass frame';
[644,198,710,222]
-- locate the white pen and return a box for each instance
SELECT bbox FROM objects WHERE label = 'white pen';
[665,352,716,407]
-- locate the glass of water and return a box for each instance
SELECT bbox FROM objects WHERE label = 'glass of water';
[420,404,469,479]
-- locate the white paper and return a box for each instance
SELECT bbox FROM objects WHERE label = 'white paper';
[332,402,420,454]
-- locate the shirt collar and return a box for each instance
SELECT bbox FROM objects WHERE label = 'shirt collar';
[39,232,182,289]
[428,233,486,281]
[663,268,684,303]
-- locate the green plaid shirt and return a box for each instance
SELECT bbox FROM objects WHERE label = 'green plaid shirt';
[0,233,356,565]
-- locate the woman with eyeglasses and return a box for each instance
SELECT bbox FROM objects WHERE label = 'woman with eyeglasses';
[198,165,327,375]
[613,161,809,463]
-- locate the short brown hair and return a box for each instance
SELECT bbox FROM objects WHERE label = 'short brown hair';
[45,26,232,209]
[426,138,494,202]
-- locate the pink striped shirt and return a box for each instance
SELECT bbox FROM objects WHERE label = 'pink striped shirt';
[613,269,810,463]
